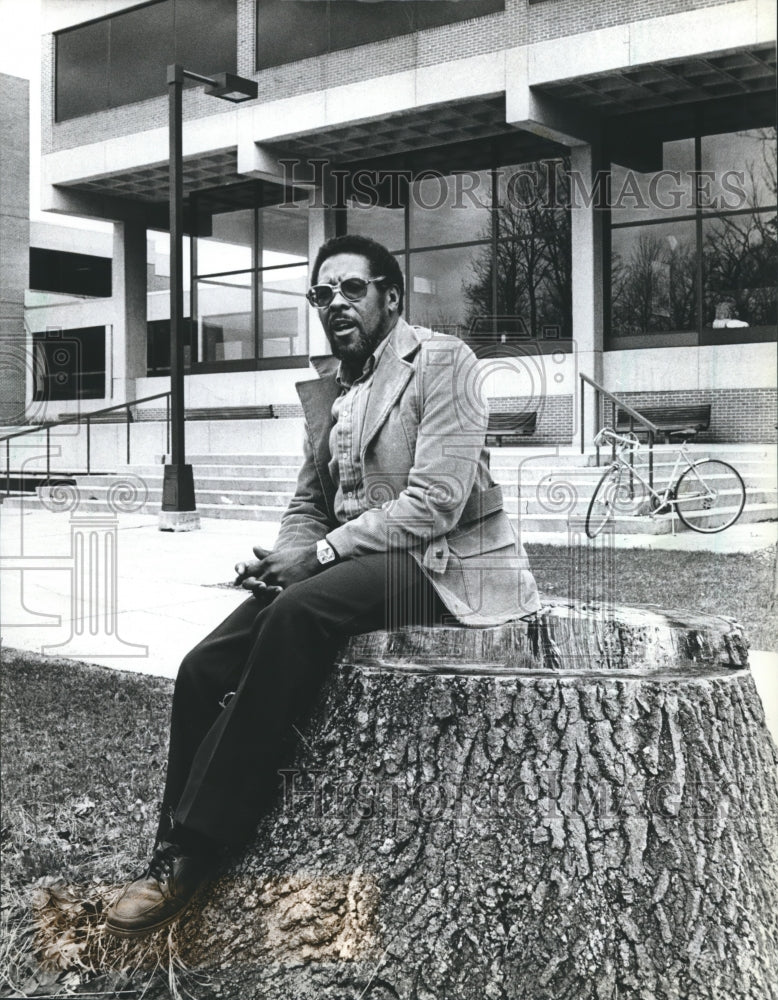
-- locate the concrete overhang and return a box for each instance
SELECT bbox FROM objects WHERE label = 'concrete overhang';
[45,93,567,216]
[508,0,774,158]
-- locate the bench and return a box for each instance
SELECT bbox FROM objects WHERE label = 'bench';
[57,411,132,424]
[184,405,275,421]
[56,405,276,424]
[615,404,711,442]
[485,410,538,445]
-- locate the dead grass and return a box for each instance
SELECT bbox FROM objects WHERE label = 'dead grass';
[0,649,198,998]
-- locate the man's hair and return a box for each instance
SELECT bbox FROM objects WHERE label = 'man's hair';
[310,234,404,313]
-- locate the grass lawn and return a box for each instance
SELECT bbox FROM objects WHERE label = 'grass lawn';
[1,544,775,996]
[1,652,173,998]
[526,542,777,650]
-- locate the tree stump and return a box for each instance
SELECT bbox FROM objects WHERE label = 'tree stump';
[145,605,778,997]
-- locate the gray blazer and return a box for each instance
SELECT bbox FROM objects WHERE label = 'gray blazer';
[275,318,540,625]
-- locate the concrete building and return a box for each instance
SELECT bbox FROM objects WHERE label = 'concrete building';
[30,0,778,445]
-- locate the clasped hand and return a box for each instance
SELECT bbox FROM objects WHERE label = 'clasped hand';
[234,544,320,593]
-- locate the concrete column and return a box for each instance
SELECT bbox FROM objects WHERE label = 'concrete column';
[306,170,339,357]
[111,220,147,403]
[569,143,605,448]
[0,74,30,425]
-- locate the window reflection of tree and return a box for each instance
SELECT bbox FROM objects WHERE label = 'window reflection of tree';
[703,131,777,330]
[611,231,696,336]
[740,127,776,210]
[463,159,572,341]
[704,213,777,328]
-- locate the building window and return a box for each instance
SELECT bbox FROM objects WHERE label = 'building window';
[145,183,309,374]
[55,0,238,122]
[607,126,777,349]
[33,327,106,401]
[147,319,198,376]
[146,230,194,375]
[345,158,572,348]
[193,187,310,368]
[256,0,504,70]
[29,247,112,298]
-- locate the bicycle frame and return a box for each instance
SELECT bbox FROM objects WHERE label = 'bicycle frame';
[595,430,710,516]
[587,427,746,537]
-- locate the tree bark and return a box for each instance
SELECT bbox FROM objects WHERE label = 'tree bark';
[36,603,778,998]
[162,602,778,999]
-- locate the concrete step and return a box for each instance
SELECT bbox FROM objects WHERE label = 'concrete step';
[127,464,303,481]
[116,459,776,493]
[146,444,776,475]
[75,474,297,494]
[74,484,294,508]
[182,453,302,467]
[64,481,776,518]
[66,462,776,522]
[9,438,774,539]
[413,458,767,479]
[8,493,775,535]
[501,467,775,492]
[505,488,776,517]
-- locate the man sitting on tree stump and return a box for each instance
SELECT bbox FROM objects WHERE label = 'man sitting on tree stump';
[106,234,540,937]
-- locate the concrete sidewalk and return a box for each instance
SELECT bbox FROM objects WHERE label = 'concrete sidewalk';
[1,505,775,740]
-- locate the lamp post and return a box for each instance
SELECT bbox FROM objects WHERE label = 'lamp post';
[159,64,258,531]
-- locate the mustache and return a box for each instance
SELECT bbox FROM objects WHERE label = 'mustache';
[327,311,361,331]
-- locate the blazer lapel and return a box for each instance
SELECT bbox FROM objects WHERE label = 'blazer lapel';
[296,372,340,520]
[360,318,421,455]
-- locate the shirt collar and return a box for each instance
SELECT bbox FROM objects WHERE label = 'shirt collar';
[335,331,391,389]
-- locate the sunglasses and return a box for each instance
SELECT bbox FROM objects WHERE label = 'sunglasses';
[306,276,385,309]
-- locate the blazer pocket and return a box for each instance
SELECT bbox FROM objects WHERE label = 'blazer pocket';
[447,513,517,557]
[444,514,517,612]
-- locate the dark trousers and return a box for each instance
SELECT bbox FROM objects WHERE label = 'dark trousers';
[156,551,446,847]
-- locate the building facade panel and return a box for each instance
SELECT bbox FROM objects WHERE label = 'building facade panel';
[527,0,746,43]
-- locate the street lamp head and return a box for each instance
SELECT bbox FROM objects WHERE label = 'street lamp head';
[205,72,258,103]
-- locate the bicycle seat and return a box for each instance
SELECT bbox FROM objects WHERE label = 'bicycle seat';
[668,428,698,441]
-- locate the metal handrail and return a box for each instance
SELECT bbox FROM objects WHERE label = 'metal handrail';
[2,392,171,496]
[579,373,660,490]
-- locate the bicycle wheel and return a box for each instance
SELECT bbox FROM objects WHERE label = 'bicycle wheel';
[585,466,624,538]
[674,460,746,533]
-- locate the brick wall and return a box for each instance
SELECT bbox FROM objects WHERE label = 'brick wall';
[44,0,741,154]
[603,388,778,443]
[489,393,573,445]
[132,387,776,443]
[202,393,575,443]
[272,402,304,419]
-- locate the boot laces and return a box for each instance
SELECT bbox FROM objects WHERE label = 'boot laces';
[146,842,179,881]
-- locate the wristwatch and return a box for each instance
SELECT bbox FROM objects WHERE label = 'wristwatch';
[316,538,338,566]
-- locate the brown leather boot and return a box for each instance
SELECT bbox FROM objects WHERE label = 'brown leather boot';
[105,841,209,937]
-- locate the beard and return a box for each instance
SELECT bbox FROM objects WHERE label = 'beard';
[326,313,390,371]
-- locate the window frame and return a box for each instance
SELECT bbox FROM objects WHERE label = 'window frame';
[54,0,238,122]
[146,182,311,376]
[606,124,777,351]
[32,326,107,401]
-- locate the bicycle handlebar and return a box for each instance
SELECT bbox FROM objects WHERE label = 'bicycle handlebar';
[594,427,641,449]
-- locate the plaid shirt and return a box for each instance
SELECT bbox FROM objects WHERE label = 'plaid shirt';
[327,335,391,525]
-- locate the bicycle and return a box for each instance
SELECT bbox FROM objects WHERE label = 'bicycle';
[585,427,747,538]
